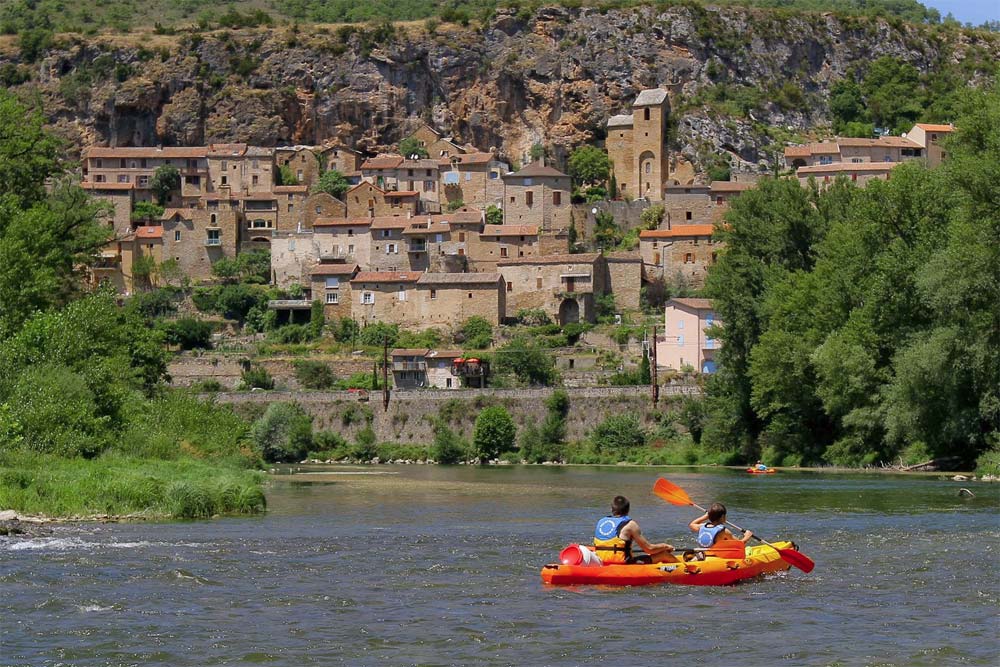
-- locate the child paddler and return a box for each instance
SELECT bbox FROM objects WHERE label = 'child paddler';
[594,495,674,564]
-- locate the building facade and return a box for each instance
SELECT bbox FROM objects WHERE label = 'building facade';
[605,88,671,201]
[655,298,720,374]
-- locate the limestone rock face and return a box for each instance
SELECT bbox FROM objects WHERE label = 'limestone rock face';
[7,5,998,174]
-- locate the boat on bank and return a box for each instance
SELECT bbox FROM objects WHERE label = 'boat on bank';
[540,541,795,586]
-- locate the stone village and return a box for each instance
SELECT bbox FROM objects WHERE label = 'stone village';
[79,87,953,389]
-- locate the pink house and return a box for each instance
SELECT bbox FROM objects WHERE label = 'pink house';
[655,298,720,374]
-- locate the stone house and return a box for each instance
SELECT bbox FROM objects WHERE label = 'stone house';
[158,207,239,283]
[638,225,717,287]
[398,210,484,273]
[344,181,418,219]
[271,231,323,288]
[905,123,954,168]
[81,146,210,208]
[120,225,164,292]
[655,298,720,374]
[361,155,404,190]
[783,136,925,170]
[369,217,415,271]
[206,144,274,195]
[391,349,465,390]
[661,181,752,226]
[394,159,442,205]
[404,124,466,159]
[603,251,642,312]
[605,88,671,201]
[439,152,507,210]
[308,262,358,320]
[275,146,322,187]
[312,217,372,266]
[273,185,311,232]
[412,273,507,328]
[501,162,572,232]
[303,192,348,229]
[384,190,422,215]
[81,181,134,236]
[473,224,539,271]
[316,143,362,176]
[350,271,423,327]
[795,162,896,188]
[497,253,606,325]
[240,194,280,246]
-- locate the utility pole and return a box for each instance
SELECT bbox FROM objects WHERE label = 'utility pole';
[382,338,390,412]
[650,324,659,406]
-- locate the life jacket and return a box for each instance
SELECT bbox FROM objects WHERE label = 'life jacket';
[697,523,726,548]
[593,515,632,564]
[756,464,768,471]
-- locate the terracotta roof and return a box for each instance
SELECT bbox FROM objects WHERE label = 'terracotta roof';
[207,143,248,157]
[274,185,308,193]
[508,162,569,179]
[81,181,133,191]
[670,298,714,310]
[134,226,163,240]
[441,152,494,166]
[783,146,811,157]
[498,252,601,266]
[391,348,430,357]
[808,142,841,154]
[709,181,753,192]
[361,155,404,170]
[384,190,419,198]
[352,271,422,283]
[436,211,483,225]
[481,224,538,236]
[633,88,669,106]
[369,216,413,230]
[607,114,634,128]
[838,136,920,148]
[83,146,207,159]
[416,273,502,285]
[399,159,441,169]
[913,123,954,132]
[605,251,641,262]
[160,208,196,219]
[796,163,895,174]
[639,225,715,238]
[346,181,385,194]
[313,217,372,228]
[402,221,452,236]
[310,264,359,276]
[426,349,463,358]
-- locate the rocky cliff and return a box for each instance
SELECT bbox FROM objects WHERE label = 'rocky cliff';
[4,4,998,175]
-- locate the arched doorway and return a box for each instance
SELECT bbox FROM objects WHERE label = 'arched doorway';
[558,298,580,326]
[791,158,806,169]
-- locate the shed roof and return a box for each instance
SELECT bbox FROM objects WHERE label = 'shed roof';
[352,271,422,283]
[508,162,569,179]
[607,114,634,128]
[135,226,163,239]
[369,216,413,230]
[498,252,601,266]
[361,155,404,170]
[633,89,669,107]
[416,273,502,285]
[82,146,207,159]
[670,297,714,310]
[310,264,359,276]
[639,225,715,239]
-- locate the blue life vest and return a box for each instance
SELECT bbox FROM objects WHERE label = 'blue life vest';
[595,515,631,541]
[698,523,725,548]
[594,515,633,563]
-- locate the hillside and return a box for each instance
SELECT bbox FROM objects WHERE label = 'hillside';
[2,3,997,175]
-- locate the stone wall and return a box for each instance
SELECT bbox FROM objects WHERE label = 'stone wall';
[572,200,651,243]
[209,385,700,445]
[168,354,374,389]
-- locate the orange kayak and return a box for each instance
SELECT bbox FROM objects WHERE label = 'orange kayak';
[540,542,794,586]
[747,467,776,474]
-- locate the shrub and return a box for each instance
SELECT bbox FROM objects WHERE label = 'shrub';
[310,430,350,459]
[472,406,516,461]
[312,169,350,199]
[352,426,378,461]
[150,165,180,205]
[493,337,557,386]
[127,287,180,319]
[249,402,312,463]
[432,421,466,464]
[399,136,429,159]
[269,324,315,344]
[562,321,590,344]
[241,365,274,391]
[359,321,399,347]
[592,414,646,451]
[332,317,360,343]
[457,316,493,349]
[515,309,552,326]
[190,379,222,393]
[294,360,335,389]
[159,317,213,350]
[131,200,165,222]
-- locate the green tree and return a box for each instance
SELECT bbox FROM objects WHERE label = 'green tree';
[293,360,336,389]
[446,199,465,212]
[458,316,493,349]
[861,57,923,133]
[432,420,466,464]
[485,204,503,226]
[312,169,350,199]
[638,349,651,385]
[593,211,622,249]
[493,336,557,386]
[592,414,645,451]
[150,165,180,206]
[529,143,546,161]
[131,200,165,223]
[567,145,610,185]
[472,406,516,461]
[249,402,313,462]
[159,317,213,350]
[399,136,429,159]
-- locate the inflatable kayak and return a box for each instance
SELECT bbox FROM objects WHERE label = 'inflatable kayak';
[540,541,795,586]
[747,467,776,474]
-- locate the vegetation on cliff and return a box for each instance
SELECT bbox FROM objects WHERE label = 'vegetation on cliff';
[699,86,1000,470]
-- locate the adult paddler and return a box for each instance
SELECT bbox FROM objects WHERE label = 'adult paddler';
[594,495,674,564]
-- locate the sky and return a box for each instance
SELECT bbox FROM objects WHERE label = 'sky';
[923,0,999,25]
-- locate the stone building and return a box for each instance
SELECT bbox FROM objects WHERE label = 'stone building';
[361,155,404,190]
[350,271,423,327]
[795,162,897,188]
[439,152,507,210]
[473,224,539,271]
[661,181,752,227]
[275,146,322,188]
[312,217,372,266]
[638,225,717,287]
[308,262,358,321]
[81,182,134,236]
[368,217,414,271]
[501,162,572,232]
[605,88,671,201]
[158,207,239,283]
[783,136,925,170]
[303,192,348,229]
[412,273,506,328]
[391,349,465,390]
[344,182,417,219]
[603,251,642,312]
[270,231,324,288]
[81,146,210,208]
[655,298,720,374]
[905,123,954,168]
[497,253,607,325]
[404,124,466,159]
[316,143,362,176]
[206,144,274,195]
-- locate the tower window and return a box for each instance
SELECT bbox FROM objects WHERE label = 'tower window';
[644,108,650,121]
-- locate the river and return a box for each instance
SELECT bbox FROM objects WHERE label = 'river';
[2,466,998,666]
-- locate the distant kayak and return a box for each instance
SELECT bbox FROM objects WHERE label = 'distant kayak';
[747,467,776,474]
[540,541,796,586]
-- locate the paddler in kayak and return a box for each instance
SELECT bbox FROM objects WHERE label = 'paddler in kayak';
[688,502,753,548]
[594,495,674,564]
[754,460,769,471]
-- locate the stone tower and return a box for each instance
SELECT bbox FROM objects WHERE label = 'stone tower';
[605,88,670,202]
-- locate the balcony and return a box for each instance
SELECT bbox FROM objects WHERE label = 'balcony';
[204,238,222,247]
[408,243,428,253]
[392,361,427,371]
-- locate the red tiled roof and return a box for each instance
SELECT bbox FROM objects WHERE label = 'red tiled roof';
[508,162,569,178]
[361,155,404,170]
[670,298,713,310]
[83,146,207,159]
[498,252,601,266]
[207,143,248,157]
[313,217,372,227]
[481,224,538,236]
[796,163,895,174]
[310,264,358,276]
[709,181,753,192]
[346,181,385,194]
[352,271,422,283]
[402,221,452,236]
[135,226,163,240]
[913,123,954,132]
[441,152,494,166]
[384,190,419,198]
[639,225,715,239]
[416,273,502,285]
[783,146,811,157]
[369,216,413,230]
[838,136,920,148]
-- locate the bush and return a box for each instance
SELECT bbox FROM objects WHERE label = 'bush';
[127,287,180,319]
[159,317,213,350]
[562,321,590,344]
[493,337,557,386]
[190,379,222,393]
[332,317,360,343]
[515,309,552,326]
[432,421,466,464]
[472,406,516,461]
[269,324,315,344]
[241,365,274,391]
[359,322,399,347]
[352,426,378,461]
[312,169,350,199]
[294,360,336,389]
[249,402,312,463]
[457,316,493,349]
[592,414,646,451]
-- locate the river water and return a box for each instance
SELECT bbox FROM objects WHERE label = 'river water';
[2,466,998,666]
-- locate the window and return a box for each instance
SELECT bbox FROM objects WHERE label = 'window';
[510,196,515,204]
[536,278,542,289]
[118,174,130,183]
[645,162,651,174]
[221,176,228,185]
[693,237,699,245]
[361,292,375,305]
[252,175,259,186]
[684,253,694,264]
[686,211,692,220]
[207,229,220,246]
[553,191,561,206]
[526,191,534,206]
[95,159,103,168]
[120,159,126,168]
[348,244,354,255]
[716,196,723,205]
[851,158,863,163]
[252,160,259,169]
[507,282,513,293]
[315,206,322,214]
[138,176,149,188]
[524,178,533,186]
[677,335,684,347]
[644,108,650,121]
[382,230,391,238]
[348,229,354,237]
[297,170,303,181]
[288,203,294,212]
[677,320,684,330]
[95,174,106,183]
[500,247,508,258]
[288,239,296,251]
[250,219,270,229]
[174,230,181,241]
[221,161,228,171]
[185,175,200,186]
[430,289,437,299]
[386,243,398,254]
[819,156,833,165]
[459,232,465,242]
[468,293,473,299]
[210,214,217,225]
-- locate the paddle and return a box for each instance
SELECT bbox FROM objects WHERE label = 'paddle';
[652,478,815,573]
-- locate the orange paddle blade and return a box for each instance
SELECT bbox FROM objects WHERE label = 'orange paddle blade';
[776,547,815,573]
[652,478,693,506]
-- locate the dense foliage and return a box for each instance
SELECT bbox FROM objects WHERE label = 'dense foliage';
[472,406,517,460]
[702,86,1000,468]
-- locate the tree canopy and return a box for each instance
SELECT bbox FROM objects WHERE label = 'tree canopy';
[567,145,610,185]
[312,169,350,199]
